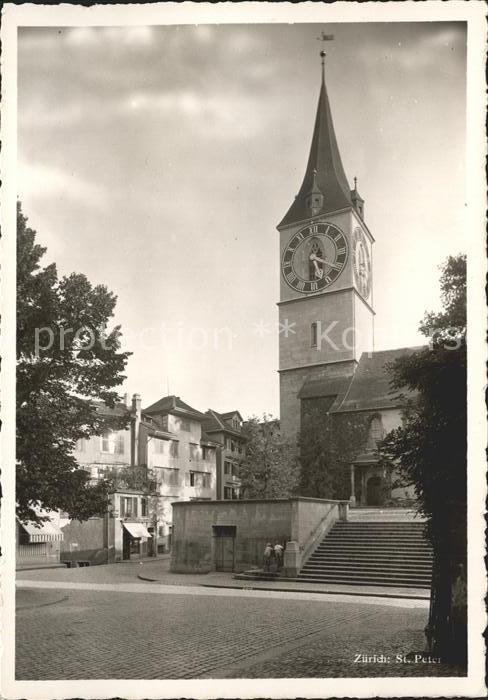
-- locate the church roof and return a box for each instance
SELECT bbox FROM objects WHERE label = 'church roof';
[298,374,353,413]
[333,346,426,413]
[278,71,352,228]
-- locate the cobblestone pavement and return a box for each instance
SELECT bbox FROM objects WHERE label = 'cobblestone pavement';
[15,584,463,680]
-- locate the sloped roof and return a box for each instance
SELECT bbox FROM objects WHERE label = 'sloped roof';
[91,400,130,418]
[219,410,243,423]
[202,409,243,438]
[143,395,206,421]
[279,73,352,228]
[333,346,425,413]
[298,374,353,413]
[200,431,220,446]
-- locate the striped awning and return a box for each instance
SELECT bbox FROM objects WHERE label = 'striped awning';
[20,520,64,543]
[122,522,151,539]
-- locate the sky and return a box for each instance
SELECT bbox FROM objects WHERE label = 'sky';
[17,22,467,419]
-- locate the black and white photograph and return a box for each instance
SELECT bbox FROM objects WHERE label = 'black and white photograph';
[1,2,486,698]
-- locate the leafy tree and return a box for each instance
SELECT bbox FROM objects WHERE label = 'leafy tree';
[239,415,299,498]
[16,202,131,523]
[298,406,371,500]
[380,254,467,665]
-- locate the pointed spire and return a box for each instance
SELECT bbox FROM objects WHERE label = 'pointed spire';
[279,56,352,228]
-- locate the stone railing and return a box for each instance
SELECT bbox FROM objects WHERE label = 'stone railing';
[284,497,349,577]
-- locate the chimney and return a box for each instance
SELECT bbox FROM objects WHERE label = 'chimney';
[131,393,142,466]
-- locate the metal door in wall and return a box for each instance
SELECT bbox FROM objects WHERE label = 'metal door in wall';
[213,525,236,572]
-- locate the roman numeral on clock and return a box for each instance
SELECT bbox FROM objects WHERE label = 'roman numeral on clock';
[286,271,297,284]
[336,247,346,255]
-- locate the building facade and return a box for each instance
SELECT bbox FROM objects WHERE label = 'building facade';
[60,393,221,565]
[202,410,246,500]
[16,509,64,570]
[278,59,418,505]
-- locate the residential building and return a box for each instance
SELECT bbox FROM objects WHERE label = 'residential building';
[60,393,219,565]
[61,395,154,565]
[202,410,246,500]
[141,395,219,552]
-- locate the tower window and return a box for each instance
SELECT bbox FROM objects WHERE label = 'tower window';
[311,322,318,347]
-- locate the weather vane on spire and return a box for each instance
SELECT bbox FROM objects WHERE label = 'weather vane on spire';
[316,32,334,74]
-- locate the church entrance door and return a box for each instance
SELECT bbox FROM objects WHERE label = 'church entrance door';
[366,476,384,506]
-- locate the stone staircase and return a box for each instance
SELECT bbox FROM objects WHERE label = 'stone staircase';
[297,519,432,588]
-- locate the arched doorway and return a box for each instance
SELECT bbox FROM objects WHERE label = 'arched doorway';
[366,476,384,506]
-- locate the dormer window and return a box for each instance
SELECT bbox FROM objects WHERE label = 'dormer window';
[306,192,323,216]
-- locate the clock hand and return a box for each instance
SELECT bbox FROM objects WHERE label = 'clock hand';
[310,252,342,272]
[312,260,324,279]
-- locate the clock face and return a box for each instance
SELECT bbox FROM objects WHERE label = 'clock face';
[282,222,348,294]
[352,227,371,299]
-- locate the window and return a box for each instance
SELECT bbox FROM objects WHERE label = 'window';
[154,438,165,454]
[369,416,384,448]
[141,498,147,517]
[189,443,199,460]
[202,446,214,461]
[225,461,238,477]
[189,471,211,489]
[101,432,114,453]
[178,418,191,432]
[224,486,239,500]
[158,526,164,537]
[225,437,231,450]
[101,431,124,454]
[120,496,138,518]
[115,432,125,455]
[170,440,179,458]
[76,438,87,452]
[311,322,318,348]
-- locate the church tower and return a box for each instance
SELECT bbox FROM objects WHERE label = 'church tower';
[278,53,375,439]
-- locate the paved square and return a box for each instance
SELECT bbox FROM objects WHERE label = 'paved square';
[15,582,464,680]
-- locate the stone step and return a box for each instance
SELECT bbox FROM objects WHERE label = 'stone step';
[317,544,431,552]
[302,559,432,572]
[297,518,432,589]
[308,554,432,566]
[296,574,430,589]
[298,571,431,587]
[307,554,432,566]
[335,522,425,528]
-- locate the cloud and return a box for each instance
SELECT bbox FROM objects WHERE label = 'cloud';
[18,161,104,205]
[65,25,154,46]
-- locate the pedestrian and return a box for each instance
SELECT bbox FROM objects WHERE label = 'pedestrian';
[263,542,273,572]
[274,542,284,570]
